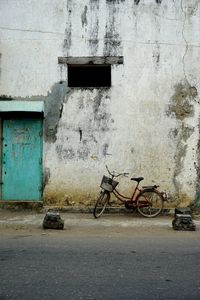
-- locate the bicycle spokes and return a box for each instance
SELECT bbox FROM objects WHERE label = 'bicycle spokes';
[137,191,163,217]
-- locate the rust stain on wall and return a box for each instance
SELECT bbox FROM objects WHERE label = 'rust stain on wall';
[43,188,96,207]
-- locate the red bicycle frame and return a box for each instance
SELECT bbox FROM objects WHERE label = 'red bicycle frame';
[112,180,141,206]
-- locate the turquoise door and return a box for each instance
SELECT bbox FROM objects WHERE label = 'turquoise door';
[2,118,43,201]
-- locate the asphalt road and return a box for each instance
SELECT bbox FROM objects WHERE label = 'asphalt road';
[0,227,200,300]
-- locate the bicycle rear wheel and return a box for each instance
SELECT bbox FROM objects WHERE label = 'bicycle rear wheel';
[137,190,163,217]
[93,191,110,218]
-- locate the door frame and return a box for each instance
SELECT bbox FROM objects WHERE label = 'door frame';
[0,100,44,202]
[0,117,2,200]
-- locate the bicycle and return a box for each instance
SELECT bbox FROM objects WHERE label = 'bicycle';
[93,165,167,218]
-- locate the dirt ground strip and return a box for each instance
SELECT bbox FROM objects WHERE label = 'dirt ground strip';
[0,212,200,238]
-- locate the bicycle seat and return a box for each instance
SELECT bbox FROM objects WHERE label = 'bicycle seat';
[131,177,144,182]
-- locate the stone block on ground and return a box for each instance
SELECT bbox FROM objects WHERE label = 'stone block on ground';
[174,207,192,216]
[172,207,196,231]
[43,211,64,229]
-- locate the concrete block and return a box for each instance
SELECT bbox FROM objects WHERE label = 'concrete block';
[43,211,64,229]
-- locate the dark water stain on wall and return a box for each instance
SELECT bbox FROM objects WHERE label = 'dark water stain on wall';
[77,144,90,160]
[44,82,69,143]
[0,53,2,79]
[88,1,100,55]
[102,143,109,156]
[106,0,125,3]
[43,168,51,189]
[0,82,71,144]
[93,90,103,115]
[56,144,76,160]
[92,89,111,132]
[103,2,122,56]
[81,5,88,27]
[63,0,73,54]
[167,81,198,203]
[152,42,160,70]
[134,0,162,4]
[0,95,13,101]
[172,124,194,201]
[195,123,200,211]
[54,88,113,162]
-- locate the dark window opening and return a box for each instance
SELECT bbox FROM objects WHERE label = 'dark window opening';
[68,64,111,87]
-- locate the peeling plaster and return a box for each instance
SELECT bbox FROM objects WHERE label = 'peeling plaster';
[167,81,197,120]
[172,126,194,205]
[167,81,198,204]
[183,0,199,17]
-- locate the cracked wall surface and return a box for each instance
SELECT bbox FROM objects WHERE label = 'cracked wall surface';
[0,0,200,208]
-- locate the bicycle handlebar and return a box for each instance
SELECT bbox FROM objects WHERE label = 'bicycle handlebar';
[105,165,129,178]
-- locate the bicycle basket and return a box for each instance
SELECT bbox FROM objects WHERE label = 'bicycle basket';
[100,176,119,192]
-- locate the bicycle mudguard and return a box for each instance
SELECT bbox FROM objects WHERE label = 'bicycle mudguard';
[142,185,159,192]
[140,188,167,201]
[142,185,159,190]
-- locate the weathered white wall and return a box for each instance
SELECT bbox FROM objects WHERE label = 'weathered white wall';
[0,0,200,207]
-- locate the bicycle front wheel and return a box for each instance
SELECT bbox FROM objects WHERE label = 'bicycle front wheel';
[137,190,163,218]
[93,191,110,218]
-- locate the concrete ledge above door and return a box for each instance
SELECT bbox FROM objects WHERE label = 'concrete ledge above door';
[0,101,44,113]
